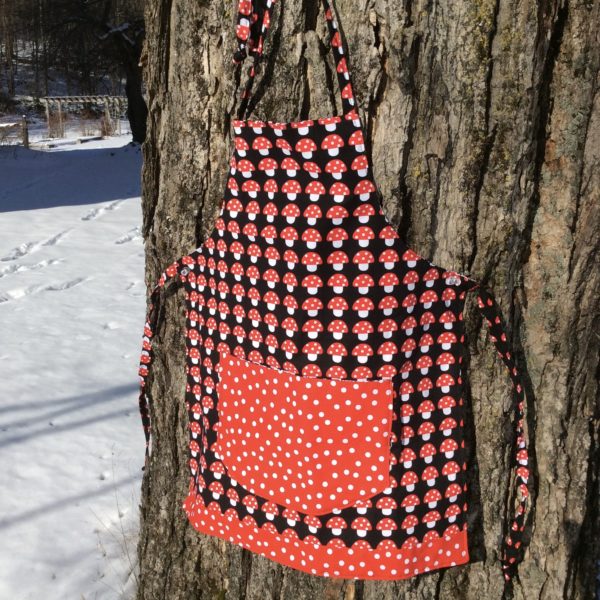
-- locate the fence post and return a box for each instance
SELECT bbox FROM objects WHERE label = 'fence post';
[58,99,64,138]
[44,99,50,137]
[104,102,112,136]
[21,115,29,149]
[117,98,122,135]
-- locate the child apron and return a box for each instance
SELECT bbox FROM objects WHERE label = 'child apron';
[138,0,530,582]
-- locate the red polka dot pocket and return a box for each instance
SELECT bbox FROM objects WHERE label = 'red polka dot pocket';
[215,352,395,516]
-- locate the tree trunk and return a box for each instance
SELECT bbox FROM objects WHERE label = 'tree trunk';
[1,0,16,96]
[124,59,148,144]
[138,0,600,598]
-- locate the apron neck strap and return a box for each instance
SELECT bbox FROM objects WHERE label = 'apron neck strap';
[232,0,359,122]
[138,260,188,469]
[467,281,531,581]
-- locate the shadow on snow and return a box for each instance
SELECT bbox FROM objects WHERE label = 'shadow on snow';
[0,143,142,213]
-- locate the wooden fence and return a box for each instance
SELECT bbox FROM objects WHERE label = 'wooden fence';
[0,116,29,148]
[41,96,127,138]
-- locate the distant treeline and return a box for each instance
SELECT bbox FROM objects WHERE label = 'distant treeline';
[0,0,147,142]
[0,0,144,98]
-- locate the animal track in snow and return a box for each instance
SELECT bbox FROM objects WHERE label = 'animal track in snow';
[0,241,38,262]
[0,258,63,279]
[81,200,123,221]
[1,230,70,262]
[0,277,89,303]
[115,227,141,245]
[45,277,88,291]
[0,285,45,303]
[0,288,23,302]
[125,280,144,297]
[43,230,70,247]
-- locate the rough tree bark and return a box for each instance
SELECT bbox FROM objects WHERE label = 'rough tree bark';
[138,0,599,598]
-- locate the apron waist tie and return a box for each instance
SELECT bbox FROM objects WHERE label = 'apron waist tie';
[469,283,530,582]
[138,261,185,470]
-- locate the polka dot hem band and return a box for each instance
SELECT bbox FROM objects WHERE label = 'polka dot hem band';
[183,491,470,580]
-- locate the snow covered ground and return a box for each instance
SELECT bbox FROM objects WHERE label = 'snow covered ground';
[0,113,131,149]
[0,135,145,599]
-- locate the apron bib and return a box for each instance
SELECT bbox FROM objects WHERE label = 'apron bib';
[138,0,530,582]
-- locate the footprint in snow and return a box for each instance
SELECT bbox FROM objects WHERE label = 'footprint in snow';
[0,286,43,303]
[0,277,89,303]
[115,226,141,245]
[0,258,63,279]
[80,200,123,221]
[45,277,88,291]
[0,230,71,262]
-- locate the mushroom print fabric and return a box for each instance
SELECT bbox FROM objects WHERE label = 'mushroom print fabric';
[138,0,531,583]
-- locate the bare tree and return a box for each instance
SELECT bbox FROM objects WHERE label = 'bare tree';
[0,0,16,96]
[138,0,600,598]
[45,0,147,141]
[1,0,147,142]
